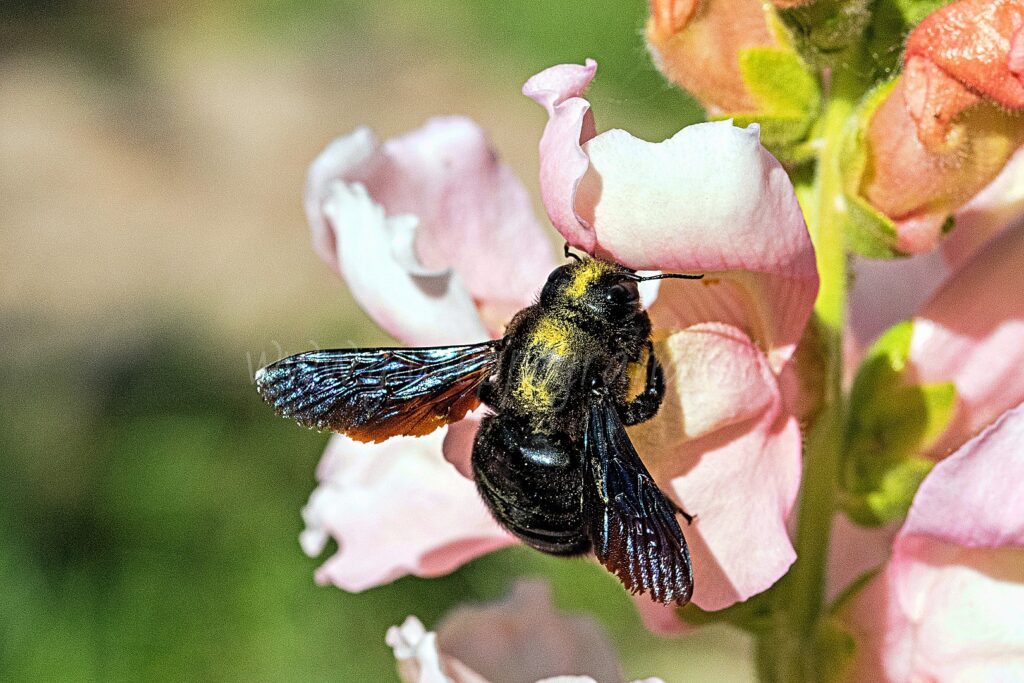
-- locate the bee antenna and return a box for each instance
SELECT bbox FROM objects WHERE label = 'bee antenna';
[626,272,705,281]
[563,242,583,263]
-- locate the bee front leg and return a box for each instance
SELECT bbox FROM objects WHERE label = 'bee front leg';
[477,377,499,407]
[618,342,665,426]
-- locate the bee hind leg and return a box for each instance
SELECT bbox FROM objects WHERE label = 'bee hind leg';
[618,342,665,426]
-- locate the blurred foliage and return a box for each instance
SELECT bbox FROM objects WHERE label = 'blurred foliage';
[0,321,749,681]
[1,0,702,141]
[0,1,738,679]
[244,0,705,138]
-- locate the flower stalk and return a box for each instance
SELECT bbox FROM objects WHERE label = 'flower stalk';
[762,61,864,681]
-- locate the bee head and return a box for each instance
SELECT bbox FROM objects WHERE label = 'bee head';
[540,254,704,321]
[540,258,641,320]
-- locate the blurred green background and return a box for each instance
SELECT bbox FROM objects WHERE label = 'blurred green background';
[1,1,754,680]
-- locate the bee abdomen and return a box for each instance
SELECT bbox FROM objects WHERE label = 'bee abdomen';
[471,415,590,556]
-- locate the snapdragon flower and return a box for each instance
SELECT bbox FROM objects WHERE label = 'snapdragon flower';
[298,60,818,612]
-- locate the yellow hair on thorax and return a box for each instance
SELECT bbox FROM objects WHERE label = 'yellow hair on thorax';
[528,317,572,355]
[517,370,552,408]
[625,344,649,402]
[514,317,574,411]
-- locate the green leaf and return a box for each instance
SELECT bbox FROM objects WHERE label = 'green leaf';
[842,321,957,525]
[711,46,821,162]
[863,456,935,523]
[740,47,819,116]
[848,320,913,407]
[816,615,858,683]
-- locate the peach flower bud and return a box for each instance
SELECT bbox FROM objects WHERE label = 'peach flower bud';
[857,0,1024,254]
[646,0,777,114]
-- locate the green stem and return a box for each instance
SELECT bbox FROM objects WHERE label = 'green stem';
[763,70,860,681]
[792,93,850,632]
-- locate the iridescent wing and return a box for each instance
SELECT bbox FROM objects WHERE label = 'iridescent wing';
[583,399,693,605]
[255,341,500,442]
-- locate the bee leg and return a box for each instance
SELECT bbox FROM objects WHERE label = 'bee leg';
[670,500,696,525]
[477,377,499,407]
[618,342,665,426]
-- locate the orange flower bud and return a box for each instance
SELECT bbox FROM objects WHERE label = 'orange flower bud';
[853,0,1024,254]
[903,0,1024,148]
[860,79,1024,254]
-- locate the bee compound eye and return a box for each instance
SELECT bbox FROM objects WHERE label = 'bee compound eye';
[607,281,639,306]
[541,264,573,301]
[546,264,571,286]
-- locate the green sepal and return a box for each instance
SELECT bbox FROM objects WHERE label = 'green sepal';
[845,455,935,525]
[865,0,952,79]
[842,321,957,526]
[778,0,874,67]
[816,569,880,683]
[677,589,774,633]
[711,46,821,163]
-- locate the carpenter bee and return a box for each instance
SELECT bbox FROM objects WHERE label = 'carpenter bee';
[255,250,702,605]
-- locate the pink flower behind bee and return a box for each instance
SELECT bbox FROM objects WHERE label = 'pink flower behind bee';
[300,430,513,592]
[305,117,556,343]
[387,582,667,683]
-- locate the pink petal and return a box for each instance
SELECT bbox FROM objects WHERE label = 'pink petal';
[908,220,1024,457]
[845,404,1024,681]
[632,595,689,635]
[847,250,950,348]
[306,117,557,341]
[524,62,817,370]
[437,581,623,683]
[301,431,515,592]
[630,323,801,610]
[305,126,378,268]
[441,408,485,479]
[825,514,898,602]
[387,616,489,683]
[388,586,665,683]
[899,402,1024,549]
[883,542,1024,681]
[321,180,489,345]
[944,146,1024,272]
[522,60,599,253]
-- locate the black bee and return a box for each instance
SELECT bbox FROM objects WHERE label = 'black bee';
[255,251,702,605]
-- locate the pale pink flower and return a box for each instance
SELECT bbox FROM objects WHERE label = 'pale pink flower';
[525,60,817,611]
[299,430,514,591]
[905,219,1024,460]
[300,60,818,613]
[386,582,665,683]
[843,402,1024,681]
[838,216,1024,611]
